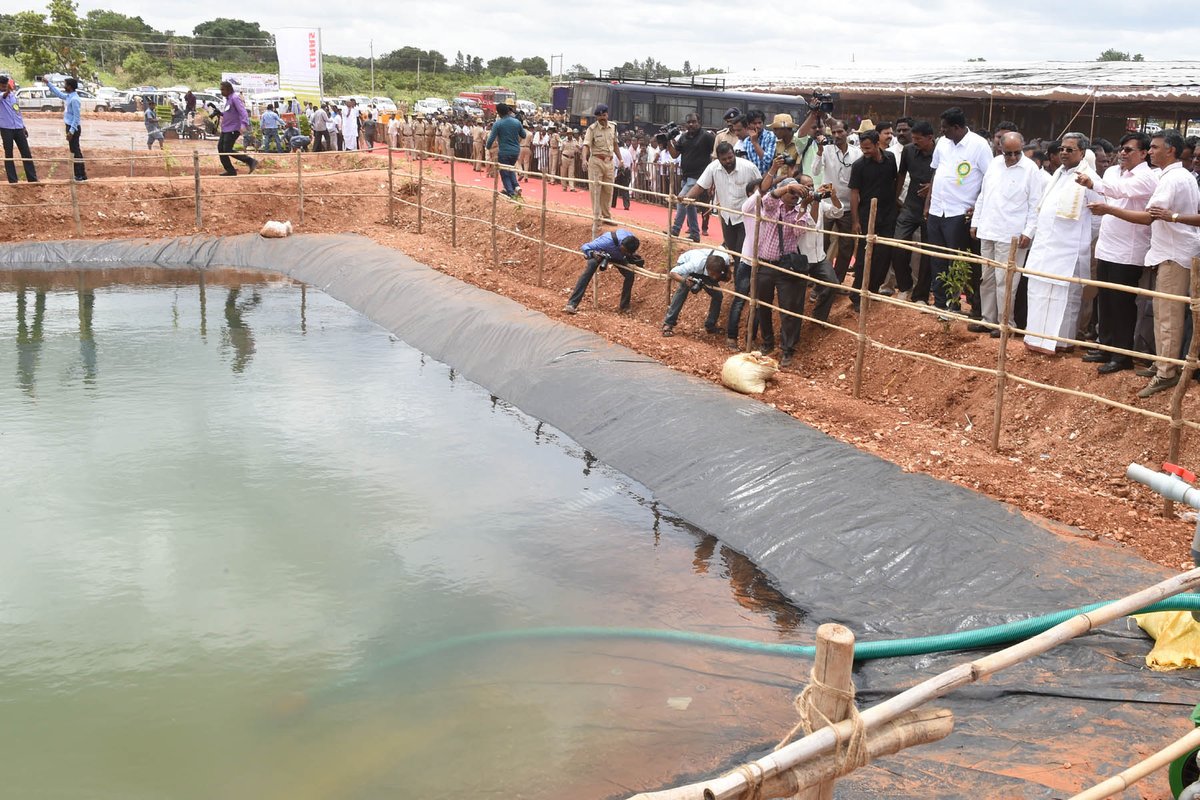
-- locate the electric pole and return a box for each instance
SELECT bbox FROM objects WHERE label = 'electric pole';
[370,39,375,94]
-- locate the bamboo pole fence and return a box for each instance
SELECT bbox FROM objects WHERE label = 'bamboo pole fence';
[7,144,1199,475]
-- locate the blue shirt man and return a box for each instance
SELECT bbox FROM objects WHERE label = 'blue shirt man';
[565,230,642,313]
[742,110,777,173]
[45,77,85,180]
[0,78,38,183]
[260,108,280,131]
[485,104,527,197]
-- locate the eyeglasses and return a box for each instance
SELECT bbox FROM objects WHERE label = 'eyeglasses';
[1002,151,1022,158]
[1061,147,1079,153]
[1119,146,1139,153]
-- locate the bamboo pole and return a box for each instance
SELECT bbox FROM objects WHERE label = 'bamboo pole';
[296,149,305,225]
[797,624,856,800]
[640,566,1200,800]
[450,155,458,247]
[1089,94,1098,141]
[666,195,677,306]
[744,195,763,352]
[68,157,82,236]
[490,167,499,269]
[418,159,426,234]
[1067,726,1200,800]
[1164,258,1200,516]
[192,150,202,230]
[387,145,395,225]
[852,199,877,398]
[537,175,547,287]
[991,238,1019,451]
[631,708,953,800]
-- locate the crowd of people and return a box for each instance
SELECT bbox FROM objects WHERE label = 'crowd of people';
[561,102,1200,388]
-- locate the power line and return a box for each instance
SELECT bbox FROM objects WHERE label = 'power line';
[0,30,277,50]
[3,24,274,43]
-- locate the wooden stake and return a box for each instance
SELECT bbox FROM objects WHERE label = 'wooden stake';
[744,195,764,353]
[852,199,877,399]
[645,566,1200,800]
[296,149,304,224]
[1164,258,1200,516]
[387,144,395,225]
[797,624,856,800]
[450,155,458,247]
[537,175,547,287]
[418,160,425,235]
[631,708,953,800]
[665,194,677,305]
[991,238,1019,451]
[192,150,202,230]
[68,157,82,236]
[490,167,499,270]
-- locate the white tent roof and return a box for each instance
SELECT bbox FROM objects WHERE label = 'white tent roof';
[720,61,1200,102]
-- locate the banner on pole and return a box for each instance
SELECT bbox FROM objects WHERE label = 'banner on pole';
[275,28,323,105]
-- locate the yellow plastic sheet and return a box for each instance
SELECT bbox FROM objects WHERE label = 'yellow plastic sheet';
[1135,611,1200,671]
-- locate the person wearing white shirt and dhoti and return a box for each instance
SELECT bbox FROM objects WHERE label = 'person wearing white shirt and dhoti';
[1023,133,1100,354]
[341,100,359,151]
[1074,132,1158,375]
[970,132,1042,334]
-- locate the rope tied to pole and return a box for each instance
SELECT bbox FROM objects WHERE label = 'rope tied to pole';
[734,763,766,800]
[777,665,869,774]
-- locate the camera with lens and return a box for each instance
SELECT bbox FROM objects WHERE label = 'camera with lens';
[807,92,838,114]
[734,147,747,158]
[812,187,832,200]
[781,154,797,167]
[655,121,681,148]
[687,274,710,293]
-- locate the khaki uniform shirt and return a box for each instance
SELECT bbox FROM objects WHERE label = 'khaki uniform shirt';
[713,128,739,158]
[584,121,618,160]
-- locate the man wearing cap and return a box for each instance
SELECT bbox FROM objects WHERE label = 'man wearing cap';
[583,104,620,231]
[713,108,742,157]
[667,112,716,242]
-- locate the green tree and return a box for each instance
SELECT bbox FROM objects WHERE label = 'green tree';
[46,0,88,75]
[1097,48,1144,62]
[121,49,159,83]
[83,9,156,66]
[487,56,517,75]
[469,55,483,74]
[517,56,548,77]
[0,13,21,57]
[14,10,56,79]
[453,50,465,72]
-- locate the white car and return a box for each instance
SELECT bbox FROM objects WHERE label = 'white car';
[413,97,447,116]
[515,99,537,115]
[15,86,62,112]
[371,96,397,112]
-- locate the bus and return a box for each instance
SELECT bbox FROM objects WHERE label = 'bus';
[564,79,816,133]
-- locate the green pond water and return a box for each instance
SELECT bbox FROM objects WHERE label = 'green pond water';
[0,268,807,800]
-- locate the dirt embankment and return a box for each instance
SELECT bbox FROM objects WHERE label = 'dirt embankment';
[3,148,1196,570]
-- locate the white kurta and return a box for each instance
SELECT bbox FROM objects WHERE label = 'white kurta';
[1023,164,1099,353]
[341,110,359,150]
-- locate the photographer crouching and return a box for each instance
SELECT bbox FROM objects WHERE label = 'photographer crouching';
[562,230,644,315]
[664,113,715,242]
[661,248,732,337]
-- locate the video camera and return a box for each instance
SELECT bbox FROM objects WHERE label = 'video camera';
[807,92,838,115]
[597,253,645,272]
[655,121,681,148]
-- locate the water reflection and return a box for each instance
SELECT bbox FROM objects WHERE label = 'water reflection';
[77,274,95,386]
[14,287,45,396]
[222,287,262,374]
[693,534,805,633]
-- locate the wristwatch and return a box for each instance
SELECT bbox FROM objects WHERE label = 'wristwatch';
[1172,212,1180,222]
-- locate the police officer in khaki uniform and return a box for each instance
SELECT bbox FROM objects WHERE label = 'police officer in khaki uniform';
[547,128,561,184]
[471,123,486,171]
[560,131,580,191]
[517,121,533,182]
[400,116,416,154]
[583,104,619,229]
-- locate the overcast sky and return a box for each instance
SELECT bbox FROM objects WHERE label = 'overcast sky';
[74,0,1189,72]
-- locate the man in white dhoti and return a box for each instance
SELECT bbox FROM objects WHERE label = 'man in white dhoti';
[1023,132,1100,354]
[341,100,359,151]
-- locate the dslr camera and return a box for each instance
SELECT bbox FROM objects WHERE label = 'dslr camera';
[655,121,681,148]
[781,154,797,167]
[807,92,838,114]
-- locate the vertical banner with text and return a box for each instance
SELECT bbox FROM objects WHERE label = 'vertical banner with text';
[275,27,322,105]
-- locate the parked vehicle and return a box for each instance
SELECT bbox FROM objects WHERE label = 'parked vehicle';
[15,86,62,112]
[452,97,483,118]
[515,99,537,116]
[76,90,113,112]
[370,96,398,112]
[413,97,448,115]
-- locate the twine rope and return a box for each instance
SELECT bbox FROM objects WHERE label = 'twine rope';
[776,665,869,775]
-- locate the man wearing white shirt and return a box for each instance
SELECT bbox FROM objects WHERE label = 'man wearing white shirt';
[816,118,861,281]
[925,107,992,311]
[612,135,633,211]
[1075,132,1157,374]
[681,142,762,348]
[969,132,1042,333]
[1090,130,1200,397]
[1023,133,1100,354]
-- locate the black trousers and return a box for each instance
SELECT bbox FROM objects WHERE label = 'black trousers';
[755,262,805,355]
[312,129,332,151]
[892,206,926,295]
[851,212,897,294]
[217,131,254,174]
[1096,259,1143,360]
[720,218,745,262]
[65,124,85,179]
[927,213,971,309]
[568,256,635,310]
[1,127,37,183]
[611,168,631,209]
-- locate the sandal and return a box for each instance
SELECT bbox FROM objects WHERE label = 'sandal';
[661,325,674,337]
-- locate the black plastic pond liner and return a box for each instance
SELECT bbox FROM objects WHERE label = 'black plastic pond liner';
[3,233,1198,798]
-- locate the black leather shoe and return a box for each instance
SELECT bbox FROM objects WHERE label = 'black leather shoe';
[1082,350,1107,363]
[966,322,990,333]
[1098,359,1133,374]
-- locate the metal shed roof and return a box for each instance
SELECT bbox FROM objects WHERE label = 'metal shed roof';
[720,61,1200,103]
